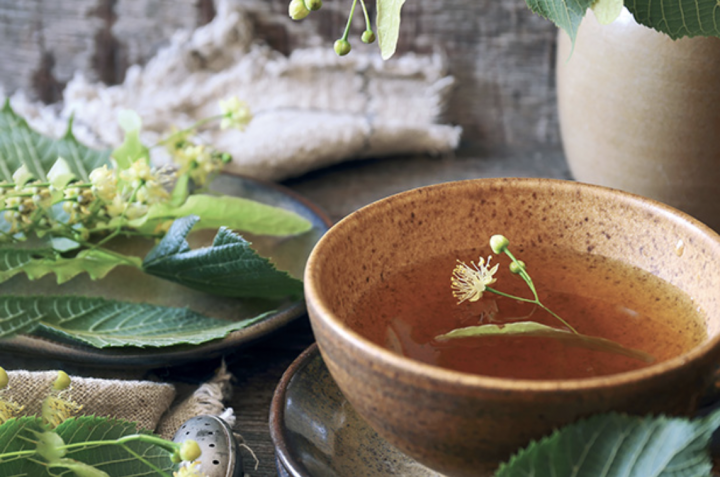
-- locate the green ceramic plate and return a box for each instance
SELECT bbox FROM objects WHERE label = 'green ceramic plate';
[0,174,331,368]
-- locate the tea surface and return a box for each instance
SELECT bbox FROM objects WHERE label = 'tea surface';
[346,247,707,380]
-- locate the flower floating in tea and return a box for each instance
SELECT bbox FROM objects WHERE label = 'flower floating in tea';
[451,256,498,304]
[437,235,655,364]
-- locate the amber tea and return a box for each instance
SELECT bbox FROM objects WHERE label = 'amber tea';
[346,246,707,380]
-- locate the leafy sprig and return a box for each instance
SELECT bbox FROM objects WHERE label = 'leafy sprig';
[0,369,202,477]
[0,99,311,349]
[437,235,654,363]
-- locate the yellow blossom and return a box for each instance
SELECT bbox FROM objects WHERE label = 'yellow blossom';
[0,398,23,424]
[90,165,118,201]
[135,182,169,205]
[174,461,206,477]
[105,195,127,218]
[0,367,24,424]
[119,159,153,187]
[172,144,222,186]
[219,97,252,130]
[451,256,499,304]
[41,384,82,429]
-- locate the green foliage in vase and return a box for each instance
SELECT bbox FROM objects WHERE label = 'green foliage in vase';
[528,0,720,45]
[290,0,720,59]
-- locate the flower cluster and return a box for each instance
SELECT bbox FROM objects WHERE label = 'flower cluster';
[0,157,172,241]
[0,367,23,424]
[164,131,230,187]
[41,371,83,429]
[0,96,250,244]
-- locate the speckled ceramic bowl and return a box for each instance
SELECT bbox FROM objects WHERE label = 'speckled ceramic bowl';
[304,178,720,477]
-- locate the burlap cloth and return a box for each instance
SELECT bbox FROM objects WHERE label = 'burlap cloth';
[4,364,234,439]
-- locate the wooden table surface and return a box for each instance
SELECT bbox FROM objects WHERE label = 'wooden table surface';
[0,147,570,477]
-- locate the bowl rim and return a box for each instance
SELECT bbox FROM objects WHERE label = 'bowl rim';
[304,177,720,393]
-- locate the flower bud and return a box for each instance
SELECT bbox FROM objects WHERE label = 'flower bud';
[289,0,310,20]
[489,235,509,254]
[304,0,322,11]
[509,260,526,274]
[54,371,71,391]
[179,439,202,461]
[361,30,376,44]
[334,39,352,56]
[0,367,8,389]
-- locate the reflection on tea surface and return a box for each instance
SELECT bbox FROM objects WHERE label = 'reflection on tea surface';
[347,247,707,380]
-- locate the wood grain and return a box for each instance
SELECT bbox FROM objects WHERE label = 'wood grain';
[0,0,560,150]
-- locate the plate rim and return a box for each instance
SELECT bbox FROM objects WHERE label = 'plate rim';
[269,342,320,477]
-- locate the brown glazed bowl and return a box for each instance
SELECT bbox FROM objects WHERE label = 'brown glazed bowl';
[303,178,720,477]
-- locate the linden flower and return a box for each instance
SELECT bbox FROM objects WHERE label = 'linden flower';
[174,461,206,477]
[0,398,23,424]
[219,96,252,130]
[119,159,154,188]
[42,388,83,429]
[90,165,118,201]
[451,256,499,304]
[0,367,24,424]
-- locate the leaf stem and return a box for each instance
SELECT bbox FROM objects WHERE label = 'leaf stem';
[150,115,223,149]
[485,286,579,334]
[359,0,372,31]
[342,0,359,41]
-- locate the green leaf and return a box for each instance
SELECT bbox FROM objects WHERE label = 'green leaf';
[496,409,720,477]
[0,100,111,182]
[0,417,47,477]
[377,0,406,60]
[0,292,47,337]
[0,417,177,477]
[625,0,720,40]
[0,295,271,348]
[111,110,149,170]
[591,0,623,25]
[55,417,175,477]
[130,193,312,237]
[142,215,304,300]
[524,0,594,46]
[0,247,135,284]
[435,321,654,363]
[170,172,191,207]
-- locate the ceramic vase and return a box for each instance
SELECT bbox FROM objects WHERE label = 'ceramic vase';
[557,9,720,231]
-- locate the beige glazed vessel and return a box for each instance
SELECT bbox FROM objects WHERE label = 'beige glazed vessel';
[557,9,720,232]
[304,178,720,477]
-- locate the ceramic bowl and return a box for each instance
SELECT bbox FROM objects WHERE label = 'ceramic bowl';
[303,178,720,477]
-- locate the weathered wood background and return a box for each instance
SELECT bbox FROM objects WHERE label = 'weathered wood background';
[0,0,560,150]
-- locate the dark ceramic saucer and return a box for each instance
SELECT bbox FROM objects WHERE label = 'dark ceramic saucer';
[270,343,443,477]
